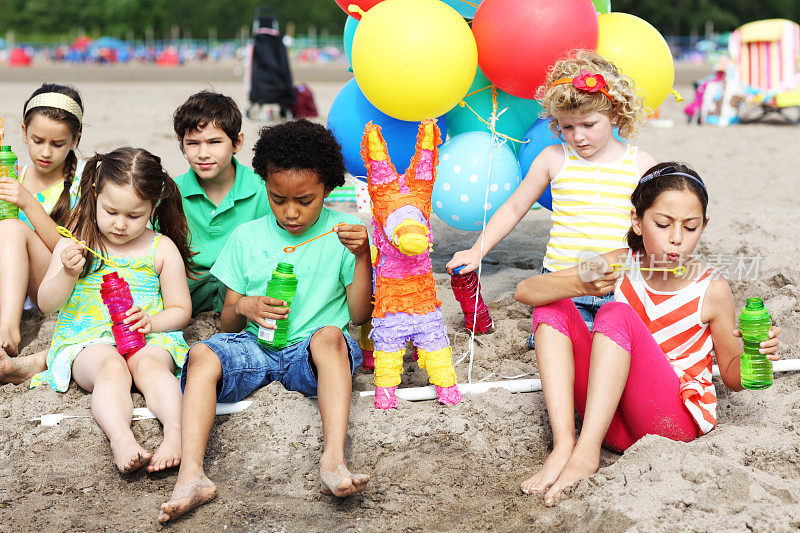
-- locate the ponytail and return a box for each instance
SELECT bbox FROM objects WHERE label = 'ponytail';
[152,169,197,277]
[66,154,104,276]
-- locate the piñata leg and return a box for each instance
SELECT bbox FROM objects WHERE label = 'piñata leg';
[359,323,374,372]
[412,311,461,405]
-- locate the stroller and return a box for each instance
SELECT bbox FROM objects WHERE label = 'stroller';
[729,19,800,124]
[244,6,296,121]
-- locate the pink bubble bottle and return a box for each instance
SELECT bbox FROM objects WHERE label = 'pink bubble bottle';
[100,272,146,359]
[450,265,494,334]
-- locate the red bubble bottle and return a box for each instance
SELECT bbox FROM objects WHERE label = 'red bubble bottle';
[100,272,146,359]
[451,265,494,334]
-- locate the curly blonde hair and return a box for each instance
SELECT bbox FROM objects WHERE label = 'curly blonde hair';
[536,50,647,139]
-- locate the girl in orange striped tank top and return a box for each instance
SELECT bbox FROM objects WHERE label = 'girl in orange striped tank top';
[514,162,782,506]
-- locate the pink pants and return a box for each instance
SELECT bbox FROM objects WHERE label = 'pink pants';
[532,299,699,452]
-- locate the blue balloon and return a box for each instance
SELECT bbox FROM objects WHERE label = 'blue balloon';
[440,0,479,18]
[433,132,521,231]
[518,119,559,210]
[518,120,623,211]
[343,15,358,70]
[327,79,448,178]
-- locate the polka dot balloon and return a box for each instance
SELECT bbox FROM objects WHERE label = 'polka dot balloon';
[433,131,522,231]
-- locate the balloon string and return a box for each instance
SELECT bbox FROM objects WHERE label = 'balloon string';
[462,84,493,99]
[457,94,529,145]
[456,0,479,6]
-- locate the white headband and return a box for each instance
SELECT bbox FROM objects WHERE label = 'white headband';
[24,92,83,124]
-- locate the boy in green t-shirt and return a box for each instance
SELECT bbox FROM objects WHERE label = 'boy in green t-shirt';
[159,119,373,524]
[173,90,269,314]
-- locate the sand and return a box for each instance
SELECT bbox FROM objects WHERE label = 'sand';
[1,60,799,531]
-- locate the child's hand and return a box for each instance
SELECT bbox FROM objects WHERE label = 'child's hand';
[0,175,34,210]
[125,306,152,334]
[447,249,481,275]
[577,255,622,296]
[733,326,782,361]
[235,295,290,328]
[60,241,86,276]
[334,224,370,258]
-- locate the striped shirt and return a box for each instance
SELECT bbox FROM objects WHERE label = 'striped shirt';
[614,252,718,435]
[543,144,640,272]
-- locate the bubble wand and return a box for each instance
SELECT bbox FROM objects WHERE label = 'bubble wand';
[56,226,122,267]
[610,263,688,276]
[283,223,346,253]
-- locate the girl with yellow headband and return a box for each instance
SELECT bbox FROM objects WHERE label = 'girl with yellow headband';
[0,83,84,379]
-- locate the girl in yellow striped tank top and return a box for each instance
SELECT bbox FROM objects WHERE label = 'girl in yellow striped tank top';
[447,51,656,343]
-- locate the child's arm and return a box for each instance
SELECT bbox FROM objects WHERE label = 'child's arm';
[336,224,373,325]
[514,249,627,307]
[37,238,85,314]
[446,145,561,274]
[0,176,61,250]
[704,277,781,391]
[126,237,192,334]
[220,288,289,334]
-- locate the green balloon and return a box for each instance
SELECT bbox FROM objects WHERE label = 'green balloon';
[592,0,611,14]
[445,68,542,155]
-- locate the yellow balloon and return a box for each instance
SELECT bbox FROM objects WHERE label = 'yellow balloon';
[352,0,477,121]
[596,12,675,110]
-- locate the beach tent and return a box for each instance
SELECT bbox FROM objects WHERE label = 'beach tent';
[8,47,32,66]
[729,19,800,123]
[156,47,180,66]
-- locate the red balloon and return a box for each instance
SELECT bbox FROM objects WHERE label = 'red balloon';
[335,0,383,20]
[472,0,599,98]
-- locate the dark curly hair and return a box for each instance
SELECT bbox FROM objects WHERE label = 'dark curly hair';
[252,119,346,192]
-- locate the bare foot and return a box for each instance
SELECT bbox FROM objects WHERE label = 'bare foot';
[158,473,217,523]
[148,435,181,472]
[520,442,574,495]
[0,349,46,385]
[543,449,599,506]
[320,457,370,497]
[111,438,152,473]
[0,329,20,358]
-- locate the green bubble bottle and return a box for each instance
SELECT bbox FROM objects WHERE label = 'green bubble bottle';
[257,262,298,349]
[0,141,20,221]
[739,297,773,390]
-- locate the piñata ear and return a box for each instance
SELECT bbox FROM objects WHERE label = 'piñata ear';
[407,118,441,184]
[360,121,398,187]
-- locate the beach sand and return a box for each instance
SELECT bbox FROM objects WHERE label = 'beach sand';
[0,61,799,531]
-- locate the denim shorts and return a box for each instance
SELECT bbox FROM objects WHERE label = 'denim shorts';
[526,268,614,349]
[182,327,362,403]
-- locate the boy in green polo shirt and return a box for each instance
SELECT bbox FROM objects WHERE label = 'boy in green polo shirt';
[158,119,373,524]
[173,90,268,314]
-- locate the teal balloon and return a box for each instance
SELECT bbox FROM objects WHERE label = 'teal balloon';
[440,0,479,18]
[445,68,542,156]
[592,0,611,14]
[343,15,358,70]
[433,131,522,231]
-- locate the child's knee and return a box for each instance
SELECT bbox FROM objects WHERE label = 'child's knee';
[98,355,132,383]
[0,218,29,242]
[186,343,222,374]
[309,327,348,362]
[594,301,633,325]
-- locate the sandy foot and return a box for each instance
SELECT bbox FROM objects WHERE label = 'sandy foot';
[0,349,46,385]
[543,452,599,506]
[0,330,19,357]
[158,473,217,523]
[147,435,181,472]
[320,464,370,497]
[111,439,152,474]
[520,443,574,495]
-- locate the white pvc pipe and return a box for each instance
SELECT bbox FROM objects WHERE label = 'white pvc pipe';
[360,359,800,402]
[132,400,253,420]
